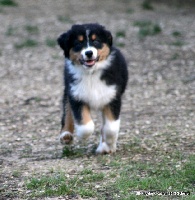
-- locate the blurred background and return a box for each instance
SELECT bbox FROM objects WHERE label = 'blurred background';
[0,0,195,199]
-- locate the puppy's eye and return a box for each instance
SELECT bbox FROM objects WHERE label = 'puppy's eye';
[73,41,83,51]
[92,40,102,48]
[75,41,83,46]
[93,40,100,46]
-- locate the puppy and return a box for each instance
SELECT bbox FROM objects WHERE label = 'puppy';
[57,23,128,154]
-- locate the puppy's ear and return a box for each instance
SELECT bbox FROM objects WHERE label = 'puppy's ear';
[57,32,70,57]
[105,30,113,47]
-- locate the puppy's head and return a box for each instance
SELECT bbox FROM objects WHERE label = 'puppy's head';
[57,23,112,69]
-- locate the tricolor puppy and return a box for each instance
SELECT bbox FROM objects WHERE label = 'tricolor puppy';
[57,23,128,154]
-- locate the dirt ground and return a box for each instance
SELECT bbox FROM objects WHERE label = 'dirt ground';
[0,0,195,199]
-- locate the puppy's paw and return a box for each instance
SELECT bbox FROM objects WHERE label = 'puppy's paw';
[59,131,73,144]
[96,142,116,154]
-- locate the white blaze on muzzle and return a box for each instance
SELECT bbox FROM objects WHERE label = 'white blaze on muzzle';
[80,46,99,68]
[79,29,99,68]
[81,46,98,61]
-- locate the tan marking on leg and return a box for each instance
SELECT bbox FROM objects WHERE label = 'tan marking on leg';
[60,99,74,144]
[101,106,115,143]
[96,106,119,153]
[61,100,74,133]
[69,48,82,65]
[81,105,92,125]
[97,44,110,61]
[102,106,115,121]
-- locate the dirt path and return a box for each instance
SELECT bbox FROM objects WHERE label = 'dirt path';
[0,0,195,199]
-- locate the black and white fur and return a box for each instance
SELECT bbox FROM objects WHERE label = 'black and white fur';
[57,23,128,154]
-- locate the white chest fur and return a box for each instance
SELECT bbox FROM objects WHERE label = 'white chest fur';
[67,60,116,109]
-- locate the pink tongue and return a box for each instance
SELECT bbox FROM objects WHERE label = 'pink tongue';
[85,60,95,66]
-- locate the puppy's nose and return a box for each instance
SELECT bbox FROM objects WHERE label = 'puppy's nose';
[85,50,93,58]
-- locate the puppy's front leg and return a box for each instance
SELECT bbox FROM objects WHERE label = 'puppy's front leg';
[74,104,94,141]
[96,100,121,154]
[60,93,74,144]
[60,97,94,144]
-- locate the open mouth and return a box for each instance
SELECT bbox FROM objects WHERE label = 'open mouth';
[79,56,99,67]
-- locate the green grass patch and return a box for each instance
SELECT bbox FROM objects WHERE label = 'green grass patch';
[172,31,182,37]
[45,38,57,48]
[82,172,104,183]
[105,154,195,199]
[116,30,126,38]
[61,146,84,158]
[126,8,134,14]
[57,15,73,23]
[12,170,22,178]
[115,30,126,47]
[134,20,152,27]
[80,168,93,175]
[134,20,162,38]
[24,25,39,35]
[26,174,72,196]
[0,0,17,6]
[170,40,184,47]
[14,39,39,49]
[171,53,180,60]
[116,42,125,48]
[5,26,16,36]
[141,0,154,10]
[170,31,184,46]
[78,188,95,197]
[134,20,162,39]
[26,170,104,198]
[25,153,195,199]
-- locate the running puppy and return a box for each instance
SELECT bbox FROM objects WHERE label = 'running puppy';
[57,23,128,154]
